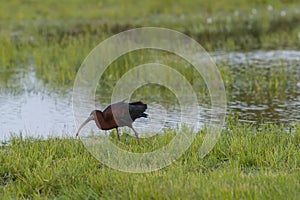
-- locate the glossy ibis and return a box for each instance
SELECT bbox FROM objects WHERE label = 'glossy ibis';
[76,101,147,144]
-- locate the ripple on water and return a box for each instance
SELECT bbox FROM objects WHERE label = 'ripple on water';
[1,50,299,140]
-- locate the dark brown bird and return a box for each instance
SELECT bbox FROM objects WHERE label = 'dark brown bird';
[76,101,147,144]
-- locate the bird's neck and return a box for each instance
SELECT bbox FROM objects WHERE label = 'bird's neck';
[93,110,104,129]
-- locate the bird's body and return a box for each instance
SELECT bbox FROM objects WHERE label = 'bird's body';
[76,101,147,144]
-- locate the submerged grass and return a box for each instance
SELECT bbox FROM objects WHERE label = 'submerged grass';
[1,119,299,199]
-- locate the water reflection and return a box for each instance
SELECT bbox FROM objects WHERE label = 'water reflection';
[0,50,299,139]
[213,50,300,123]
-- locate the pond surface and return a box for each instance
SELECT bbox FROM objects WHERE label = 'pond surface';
[0,50,299,140]
[214,50,300,123]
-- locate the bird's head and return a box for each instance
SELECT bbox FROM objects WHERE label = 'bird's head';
[75,110,97,137]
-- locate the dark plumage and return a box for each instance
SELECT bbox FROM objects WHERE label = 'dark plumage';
[129,101,148,120]
[76,101,147,144]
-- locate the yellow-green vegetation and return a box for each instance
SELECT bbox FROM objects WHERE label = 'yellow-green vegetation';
[1,1,300,198]
[1,119,299,199]
[1,0,300,86]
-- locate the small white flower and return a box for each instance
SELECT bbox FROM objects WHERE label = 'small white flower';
[252,9,257,15]
[267,5,273,11]
[297,82,300,87]
[207,18,213,24]
[281,10,286,17]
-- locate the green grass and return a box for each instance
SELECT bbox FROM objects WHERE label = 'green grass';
[0,0,298,21]
[1,2,299,198]
[1,119,299,199]
[0,0,300,91]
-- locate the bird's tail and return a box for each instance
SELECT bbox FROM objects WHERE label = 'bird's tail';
[129,101,148,120]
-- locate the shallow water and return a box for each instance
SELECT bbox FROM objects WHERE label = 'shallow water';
[0,50,299,140]
[213,50,300,123]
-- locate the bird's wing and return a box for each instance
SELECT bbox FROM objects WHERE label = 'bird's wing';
[103,102,132,126]
[102,106,115,121]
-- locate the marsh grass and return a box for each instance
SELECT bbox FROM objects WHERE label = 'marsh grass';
[0,118,299,199]
[94,50,299,117]
[1,2,300,197]
[1,0,300,87]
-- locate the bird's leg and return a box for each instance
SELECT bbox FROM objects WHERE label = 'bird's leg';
[116,128,120,142]
[125,132,128,143]
[131,127,141,145]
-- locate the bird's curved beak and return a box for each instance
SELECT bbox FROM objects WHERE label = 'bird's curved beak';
[76,114,94,137]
